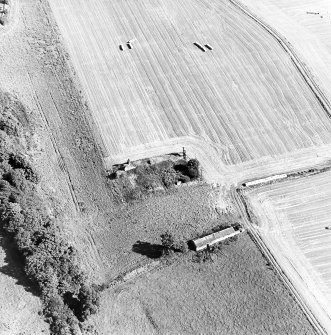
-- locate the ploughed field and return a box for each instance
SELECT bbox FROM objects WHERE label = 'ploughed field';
[245,171,331,333]
[49,0,331,166]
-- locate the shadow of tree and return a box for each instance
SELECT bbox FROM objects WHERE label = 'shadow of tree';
[132,241,164,259]
[0,229,40,297]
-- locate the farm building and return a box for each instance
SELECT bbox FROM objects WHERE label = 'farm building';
[243,174,287,187]
[192,227,240,251]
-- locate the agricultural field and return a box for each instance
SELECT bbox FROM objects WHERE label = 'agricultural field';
[90,234,316,335]
[244,171,331,333]
[49,0,331,169]
[239,0,331,101]
[0,0,331,334]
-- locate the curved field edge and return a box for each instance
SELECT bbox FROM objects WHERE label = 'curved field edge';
[46,1,331,332]
[0,1,329,334]
[229,0,331,115]
[235,0,331,104]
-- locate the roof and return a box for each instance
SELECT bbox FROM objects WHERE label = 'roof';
[193,227,237,251]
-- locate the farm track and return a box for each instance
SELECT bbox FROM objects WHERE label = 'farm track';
[6,0,330,333]
[26,71,80,212]
[218,3,331,332]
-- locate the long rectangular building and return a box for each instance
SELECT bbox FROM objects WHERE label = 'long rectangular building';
[192,227,239,251]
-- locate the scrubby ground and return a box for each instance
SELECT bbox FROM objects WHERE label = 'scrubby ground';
[0,0,112,333]
[81,183,235,280]
[92,234,316,335]
[0,0,326,334]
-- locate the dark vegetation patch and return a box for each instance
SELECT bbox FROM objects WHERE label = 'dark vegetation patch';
[0,93,99,334]
[132,232,188,260]
[0,0,9,26]
[108,158,201,203]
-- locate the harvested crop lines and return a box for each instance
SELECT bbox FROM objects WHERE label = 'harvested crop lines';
[50,0,331,165]
[237,0,331,101]
[244,171,331,333]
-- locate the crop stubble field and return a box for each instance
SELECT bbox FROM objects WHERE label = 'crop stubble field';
[239,0,331,101]
[0,0,330,333]
[245,171,331,333]
[46,1,331,332]
[50,0,331,168]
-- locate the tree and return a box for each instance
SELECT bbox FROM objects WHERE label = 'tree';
[160,232,175,255]
[77,284,100,320]
[0,201,24,233]
[161,167,178,188]
[187,159,200,179]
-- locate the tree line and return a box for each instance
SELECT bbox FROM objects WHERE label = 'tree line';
[0,92,99,334]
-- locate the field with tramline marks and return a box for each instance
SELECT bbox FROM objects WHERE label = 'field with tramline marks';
[244,170,331,333]
[50,0,331,167]
[239,0,331,101]
[1,0,331,333]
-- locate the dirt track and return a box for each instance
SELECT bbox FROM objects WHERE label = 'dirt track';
[224,3,331,333]
[0,0,116,331]
[1,0,331,333]
[238,0,331,104]
[229,0,331,117]
[44,0,331,333]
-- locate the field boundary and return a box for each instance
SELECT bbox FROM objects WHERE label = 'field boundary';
[106,260,162,289]
[229,0,331,119]
[233,164,331,335]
